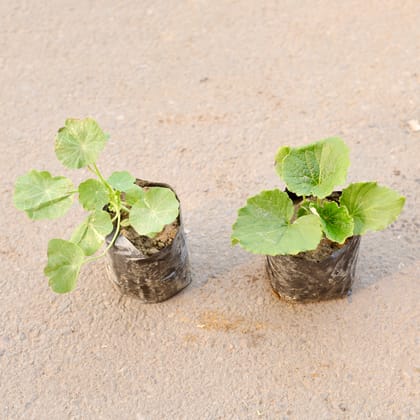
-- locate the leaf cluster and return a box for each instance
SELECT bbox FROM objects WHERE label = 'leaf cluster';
[231,138,405,256]
[14,118,179,293]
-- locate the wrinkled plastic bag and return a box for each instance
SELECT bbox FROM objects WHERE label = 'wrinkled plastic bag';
[105,179,191,303]
[266,235,361,302]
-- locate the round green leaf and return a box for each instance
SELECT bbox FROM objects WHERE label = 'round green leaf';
[313,201,354,243]
[107,171,136,192]
[340,182,405,235]
[13,170,74,220]
[129,187,179,237]
[231,189,322,255]
[70,210,113,256]
[279,214,323,254]
[44,239,85,293]
[124,184,145,205]
[281,137,350,198]
[78,179,109,211]
[55,118,108,169]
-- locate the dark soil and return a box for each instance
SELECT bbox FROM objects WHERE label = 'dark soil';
[120,220,179,257]
[295,237,345,263]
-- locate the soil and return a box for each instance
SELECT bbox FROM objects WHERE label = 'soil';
[120,219,179,257]
[295,237,345,263]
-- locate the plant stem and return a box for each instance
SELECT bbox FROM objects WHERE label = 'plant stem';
[83,166,124,265]
[87,165,97,176]
[90,164,114,195]
[84,210,121,264]
[92,163,107,185]
[89,163,121,212]
[120,204,131,213]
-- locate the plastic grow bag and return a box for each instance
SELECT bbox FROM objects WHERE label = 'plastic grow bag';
[105,179,191,303]
[266,235,361,302]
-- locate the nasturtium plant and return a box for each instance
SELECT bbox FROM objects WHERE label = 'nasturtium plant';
[14,118,180,293]
[232,137,405,256]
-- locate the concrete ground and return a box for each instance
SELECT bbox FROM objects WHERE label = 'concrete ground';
[1,1,419,418]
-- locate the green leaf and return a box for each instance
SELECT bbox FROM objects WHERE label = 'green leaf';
[107,171,136,192]
[14,170,74,220]
[78,179,109,210]
[44,239,85,293]
[274,146,291,178]
[70,210,113,256]
[129,187,179,237]
[231,189,322,255]
[280,137,350,198]
[340,182,405,235]
[124,184,145,205]
[313,201,354,243]
[55,118,108,169]
[280,214,323,254]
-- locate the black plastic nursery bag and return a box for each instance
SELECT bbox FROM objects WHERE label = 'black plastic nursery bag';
[266,235,361,303]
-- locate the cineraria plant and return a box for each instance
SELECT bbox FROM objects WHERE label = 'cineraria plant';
[13,118,179,293]
[231,137,405,255]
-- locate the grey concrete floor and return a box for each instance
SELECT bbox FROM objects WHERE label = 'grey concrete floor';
[1,1,419,418]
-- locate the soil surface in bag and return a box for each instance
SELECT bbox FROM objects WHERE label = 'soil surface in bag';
[120,220,179,257]
[266,190,361,303]
[105,179,191,303]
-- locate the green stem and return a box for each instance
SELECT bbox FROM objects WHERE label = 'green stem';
[89,163,121,212]
[87,166,97,176]
[89,163,115,196]
[84,210,121,264]
[81,165,123,266]
[92,163,107,185]
[120,204,131,213]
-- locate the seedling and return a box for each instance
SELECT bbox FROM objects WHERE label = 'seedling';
[232,137,405,255]
[14,118,179,293]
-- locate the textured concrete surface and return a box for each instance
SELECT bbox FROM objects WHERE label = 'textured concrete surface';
[1,1,419,418]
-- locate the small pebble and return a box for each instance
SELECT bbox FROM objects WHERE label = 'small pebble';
[338,403,347,412]
[407,119,420,132]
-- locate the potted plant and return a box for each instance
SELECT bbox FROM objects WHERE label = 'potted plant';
[231,137,405,302]
[13,118,191,302]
